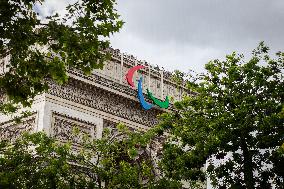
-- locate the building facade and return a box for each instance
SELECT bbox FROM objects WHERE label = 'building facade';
[0,48,187,144]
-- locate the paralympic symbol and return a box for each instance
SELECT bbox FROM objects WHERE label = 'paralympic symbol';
[125,65,170,110]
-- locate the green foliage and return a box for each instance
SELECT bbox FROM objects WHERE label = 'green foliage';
[171,70,186,86]
[78,124,158,189]
[0,132,89,188]
[0,124,181,189]
[0,0,123,114]
[157,42,284,188]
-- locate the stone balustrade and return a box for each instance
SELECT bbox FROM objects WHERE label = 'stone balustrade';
[95,47,187,102]
[0,48,188,102]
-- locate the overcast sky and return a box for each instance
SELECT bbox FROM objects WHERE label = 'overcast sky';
[37,0,284,73]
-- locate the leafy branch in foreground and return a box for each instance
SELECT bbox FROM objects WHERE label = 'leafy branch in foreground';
[0,124,181,189]
[0,0,123,114]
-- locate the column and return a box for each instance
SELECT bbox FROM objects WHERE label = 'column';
[120,53,123,84]
[148,65,151,89]
[161,71,164,99]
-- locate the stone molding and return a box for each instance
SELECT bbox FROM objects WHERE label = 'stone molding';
[0,113,37,141]
[47,77,163,127]
[51,112,96,146]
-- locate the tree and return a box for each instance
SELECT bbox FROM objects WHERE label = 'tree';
[0,132,89,188]
[0,0,123,114]
[0,124,181,189]
[157,42,284,188]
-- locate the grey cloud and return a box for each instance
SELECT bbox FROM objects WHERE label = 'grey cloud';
[37,0,284,73]
[115,0,284,50]
[110,0,284,73]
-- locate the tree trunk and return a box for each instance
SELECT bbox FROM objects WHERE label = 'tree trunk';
[241,139,255,189]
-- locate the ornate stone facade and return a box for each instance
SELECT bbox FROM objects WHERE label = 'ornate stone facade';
[51,112,96,146]
[0,48,185,150]
[98,48,188,101]
[0,49,202,188]
[103,119,121,137]
[0,113,37,141]
[47,75,163,127]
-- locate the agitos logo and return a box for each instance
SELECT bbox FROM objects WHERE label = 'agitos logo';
[126,65,169,110]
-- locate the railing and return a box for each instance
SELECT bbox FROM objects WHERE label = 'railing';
[0,49,188,101]
[95,47,188,101]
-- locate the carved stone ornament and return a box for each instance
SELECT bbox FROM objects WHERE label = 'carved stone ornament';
[0,113,37,142]
[47,73,163,127]
[51,112,96,146]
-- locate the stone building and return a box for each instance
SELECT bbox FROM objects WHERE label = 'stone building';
[0,48,187,146]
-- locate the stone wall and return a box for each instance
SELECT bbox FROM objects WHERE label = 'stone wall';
[0,113,37,142]
[0,48,185,147]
